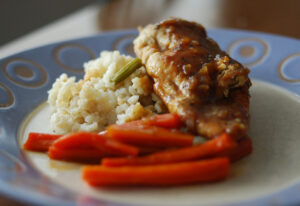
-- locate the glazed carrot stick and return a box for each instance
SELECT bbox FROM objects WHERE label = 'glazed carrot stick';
[83,157,230,186]
[142,113,181,128]
[24,114,180,152]
[107,124,194,148]
[123,113,181,128]
[24,132,62,152]
[101,133,236,167]
[51,132,94,149]
[138,146,168,155]
[52,131,139,156]
[48,146,105,163]
[95,132,139,156]
[218,137,252,162]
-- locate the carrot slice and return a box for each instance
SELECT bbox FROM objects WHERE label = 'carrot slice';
[143,113,181,128]
[48,146,105,163]
[218,137,252,162]
[24,113,181,152]
[102,133,236,167]
[83,157,230,186]
[51,132,93,149]
[138,146,168,155]
[95,131,139,156]
[52,131,139,156]
[107,124,194,148]
[24,132,62,152]
[123,113,181,128]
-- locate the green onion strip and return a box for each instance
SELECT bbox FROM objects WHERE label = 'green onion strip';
[111,58,142,84]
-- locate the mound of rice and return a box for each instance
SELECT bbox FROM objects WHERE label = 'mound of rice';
[48,51,166,134]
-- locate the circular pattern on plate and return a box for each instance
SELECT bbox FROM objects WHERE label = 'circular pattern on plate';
[227,37,269,67]
[278,53,300,83]
[113,34,137,56]
[0,83,14,108]
[1,58,47,88]
[53,43,96,73]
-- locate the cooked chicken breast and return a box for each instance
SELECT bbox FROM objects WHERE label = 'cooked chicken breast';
[134,18,251,139]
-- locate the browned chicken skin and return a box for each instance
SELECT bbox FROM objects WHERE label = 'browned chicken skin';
[134,18,251,139]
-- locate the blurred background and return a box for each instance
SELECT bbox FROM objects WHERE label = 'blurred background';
[0,0,299,205]
[97,0,300,38]
[1,0,299,48]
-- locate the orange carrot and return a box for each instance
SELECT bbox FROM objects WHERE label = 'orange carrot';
[107,124,194,148]
[142,113,181,128]
[24,113,180,152]
[52,131,139,156]
[95,131,140,157]
[48,146,105,163]
[101,133,236,167]
[123,113,181,128]
[83,157,230,186]
[218,137,252,162]
[138,146,168,155]
[24,132,62,152]
[51,132,94,149]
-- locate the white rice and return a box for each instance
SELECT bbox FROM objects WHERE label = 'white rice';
[48,51,166,134]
